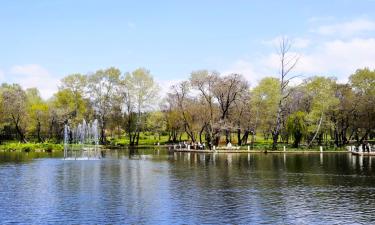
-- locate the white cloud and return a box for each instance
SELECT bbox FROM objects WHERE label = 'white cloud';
[298,38,375,81]
[157,78,184,97]
[312,18,375,37]
[9,64,60,99]
[10,64,50,77]
[242,18,375,85]
[222,60,266,87]
[293,38,311,49]
[226,36,375,87]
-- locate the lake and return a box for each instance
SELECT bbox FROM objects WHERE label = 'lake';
[1,149,375,224]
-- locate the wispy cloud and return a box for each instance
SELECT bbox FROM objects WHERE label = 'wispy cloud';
[312,18,375,37]
[9,64,60,99]
[228,17,375,86]
[222,60,265,87]
[10,64,50,77]
[157,78,184,96]
[297,38,375,81]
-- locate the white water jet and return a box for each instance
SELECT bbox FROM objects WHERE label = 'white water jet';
[63,119,100,160]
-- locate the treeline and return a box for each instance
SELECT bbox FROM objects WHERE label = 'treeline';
[0,66,374,148]
[167,68,374,149]
[0,67,159,146]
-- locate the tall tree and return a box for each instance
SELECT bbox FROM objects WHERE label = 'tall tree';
[272,38,299,150]
[213,73,248,144]
[122,68,159,145]
[190,70,219,148]
[349,68,375,142]
[26,88,49,142]
[87,67,121,144]
[59,73,87,120]
[169,81,197,142]
[1,84,28,142]
[251,77,281,142]
[304,76,339,146]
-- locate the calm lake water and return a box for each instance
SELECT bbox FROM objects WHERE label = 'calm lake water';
[1,149,375,224]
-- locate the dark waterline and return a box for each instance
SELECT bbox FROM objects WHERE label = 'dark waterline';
[1,149,375,224]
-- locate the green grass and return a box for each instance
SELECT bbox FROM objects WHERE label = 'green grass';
[0,142,63,152]
[108,132,171,146]
[0,132,350,152]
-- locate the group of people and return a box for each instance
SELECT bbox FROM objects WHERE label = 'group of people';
[361,140,372,153]
[177,141,206,150]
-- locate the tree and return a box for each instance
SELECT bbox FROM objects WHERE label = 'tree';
[251,77,281,142]
[190,70,219,148]
[122,68,159,145]
[163,94,184,142]
[212,73,248,144]
[169,81,197,142]
[1,84,28,142]
[87,67,121,144]
[287,111,307,148]
[146,111,167,141]
[26,88,49,142]
[304,76,339,147]
[232,90,251,146]
[272,37,299,150]
[59,73,87,120]
[349,68,375,142]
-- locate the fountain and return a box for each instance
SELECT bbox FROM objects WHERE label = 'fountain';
[63,119,101,160]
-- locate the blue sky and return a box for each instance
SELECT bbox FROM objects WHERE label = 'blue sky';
[1,0,375,98]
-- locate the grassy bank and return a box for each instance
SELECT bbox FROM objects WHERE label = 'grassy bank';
[0,142,63,152]
[0,132,349,152]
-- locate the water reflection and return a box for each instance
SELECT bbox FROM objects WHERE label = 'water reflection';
[0,150,375,224]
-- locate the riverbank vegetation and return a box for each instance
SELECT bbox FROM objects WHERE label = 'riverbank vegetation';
[0,40,374,151]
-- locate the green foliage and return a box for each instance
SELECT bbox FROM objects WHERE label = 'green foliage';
[0,142,63,152]
[350,68,375,96]
[250,77,280,134]
[0,66,373,150]
[287,111,307,148]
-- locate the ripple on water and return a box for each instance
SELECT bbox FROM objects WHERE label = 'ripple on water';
[1,151,375,224]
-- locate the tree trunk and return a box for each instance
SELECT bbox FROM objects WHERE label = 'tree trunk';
[12,115,27,143]
[272,105,283,150]
[136,131,140,145]
[199,124,206,143]
[241,129,249,146]
[37,120,42,142]
[308,113,323,147]
[100,119,106,145]
[250,130,256,149]
[272,132,278,150]
[237,128,242,146]
[225,129,231,144]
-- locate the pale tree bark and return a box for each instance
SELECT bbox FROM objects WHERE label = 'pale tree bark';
[272,37,300,150]
[308,112,323,147]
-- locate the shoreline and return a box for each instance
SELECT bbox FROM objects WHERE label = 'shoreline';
[171,149,347,153]
[0,142,349,153]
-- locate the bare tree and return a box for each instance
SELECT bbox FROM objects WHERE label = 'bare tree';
[213,73,249,144]
[190,70,219,148]
[272,37,299,150]
[170,81,196,142]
